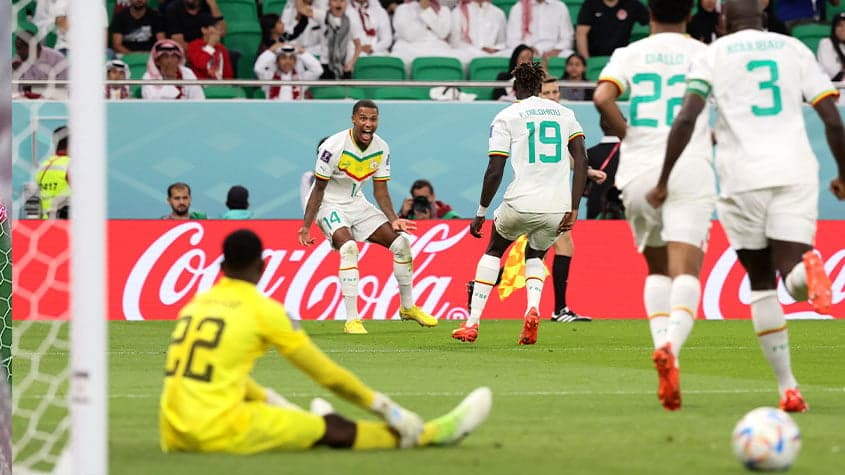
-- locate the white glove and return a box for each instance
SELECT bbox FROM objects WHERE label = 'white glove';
[370,392,424,448]
[265,388,304,411]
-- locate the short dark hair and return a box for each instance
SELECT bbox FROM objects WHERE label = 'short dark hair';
[226,185,249,210]
[222,229,263,272]
[53,126,68,152]
[352,99,378,115]
[410,179,434,195]
[513,62,545,97]
[167,182,191,198]
[649,0,693,24]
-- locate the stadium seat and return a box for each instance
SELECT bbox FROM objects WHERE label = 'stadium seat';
[370,87,430,100]
[218,0,259,23]
[630,22,650,42]
[545,56,566,78]
[309,86,367,99]
[203,85,248,99]
[122,53,150,80]
[411,57,464,80]
[223,25,261,79]
[586,55,610,81]
[828,3,845,20]
[567,0,584,24]
[464,57,509,100]
[353,56,405,80]
[791,23,830,54]
[492,0,518,16]
[263,0,287,15]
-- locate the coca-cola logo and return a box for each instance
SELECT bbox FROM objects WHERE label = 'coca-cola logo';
[121,222,472,321]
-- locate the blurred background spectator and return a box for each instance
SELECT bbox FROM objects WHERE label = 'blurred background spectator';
[399,179,460,219]
[493,43,534,101]
[349,0,393,56]
[450,0,508,63]
[817,11,845,80]
[257,13,286,55]
[254,44,323,100]
[105,59,131,99]
[280,0,325,57]
[559,52,591,101]
[687,0,720,44]
[775,0,838,31]
[585,118,622,219]
[142,39,205,99]
[762,0,789,34]
[221,185,252,219]
[165,0,226,51]
[12,29,68,99]
[110,0,165,54]
[162,182,206,219]
[391,0,457,65]
[317,0,363,79]
[576,0,648,59]
[187,14,234,80]
[506,0,574,60]
[34,126,71,219]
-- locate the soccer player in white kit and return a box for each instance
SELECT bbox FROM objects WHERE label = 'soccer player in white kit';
[648,0,845,413]
[593,0,716,410]
[299,100,439,335]
[451,62,590,345]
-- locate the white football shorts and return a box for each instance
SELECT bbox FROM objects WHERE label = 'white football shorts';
[493,201,564,251]
[316,198,388,245]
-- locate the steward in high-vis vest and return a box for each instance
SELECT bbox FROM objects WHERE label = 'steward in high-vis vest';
[36,127,70,219]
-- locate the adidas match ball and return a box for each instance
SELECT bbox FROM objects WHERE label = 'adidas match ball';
[731,407,801,471]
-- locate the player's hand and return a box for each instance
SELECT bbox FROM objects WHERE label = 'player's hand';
[588,168,607,184]
[298,226,315,246]
[370,392,424,448]
[831,176,845,200]
[392,218,417,232]
[646,185,668,209]
[558,210,577,233]
[470,216,485,238]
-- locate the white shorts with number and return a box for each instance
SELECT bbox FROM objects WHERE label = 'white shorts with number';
[621,159,715,252]
[717,183,818,250]
[493,201,563,251]
[316,199,388,245]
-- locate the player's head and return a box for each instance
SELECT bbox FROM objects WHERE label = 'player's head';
[512,62,545,99]
[723,0,763,33]
[540,76,561,102]
[351,100,379,147]
[831,12,845,42]
[221,229,265,283]
[648,0,693,25]
[167,182,192,216]
[53,126,69,153]
[226,185,249,210]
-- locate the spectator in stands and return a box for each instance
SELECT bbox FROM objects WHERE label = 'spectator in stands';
[281,0,330,57]
[687,0,720,44]
[187,14,234,80]
[110,0,166,54]
[318,0,364,79]
[398,179,460,219]
[221,185,253,219]
[12,29,68,100]
[165,0,227,51]
[585,117,621,219]
[142,39,206,99]
[391,0,457,65]
[34,0,109,55]
[559,52,591,101]
[505,0,574,60]
[254,43,323,99]
[762,0,788,35]
[34,126,71,220]
[775,0,838,30]
[258,14,287,55]
[105,59,132,99]
[493,43,534,100]
[575,0,648,59]
[380,0,402,15]
[349,0,393,56]
[818,12,845,80]
[162,182,207,219]
[449,0,508,63]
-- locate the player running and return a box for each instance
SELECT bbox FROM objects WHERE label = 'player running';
[593,0,716,410]
[647,0,845,412]
[452,62,590,345]
[298,100,438,334]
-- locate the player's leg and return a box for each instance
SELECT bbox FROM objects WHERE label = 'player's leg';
[316,205,365,334]
[519,244,547,345]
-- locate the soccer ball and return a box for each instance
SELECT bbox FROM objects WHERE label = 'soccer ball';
[731,407,802,471]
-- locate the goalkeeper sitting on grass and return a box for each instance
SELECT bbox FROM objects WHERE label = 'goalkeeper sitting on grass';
[160,229,491,453]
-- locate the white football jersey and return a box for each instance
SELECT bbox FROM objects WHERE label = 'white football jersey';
[598,33,712,189]
[687,29,837,194]
[314,129,391,205]
[488,95,584,213]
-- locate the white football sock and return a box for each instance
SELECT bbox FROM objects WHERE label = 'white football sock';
[666,274,700,366]
[524,258,545,312]
[784,262,808,302]
[389,236,414,309]
[467,254,501,326]
[644,274,672,349]
[339,241,359,322]
[751,290,798,394]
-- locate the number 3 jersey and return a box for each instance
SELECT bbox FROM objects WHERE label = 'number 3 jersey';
[686,29,837,194]
[598,33,712,190]
[314,129,391,205]
[488,95,585,214]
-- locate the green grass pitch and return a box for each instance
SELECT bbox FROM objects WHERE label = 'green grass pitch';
[13,320,845,474]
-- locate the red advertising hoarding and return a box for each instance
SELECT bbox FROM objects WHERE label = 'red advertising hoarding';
[12,220,845,321]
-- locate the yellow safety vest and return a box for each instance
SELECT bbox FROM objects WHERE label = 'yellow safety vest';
[36,153,70,219]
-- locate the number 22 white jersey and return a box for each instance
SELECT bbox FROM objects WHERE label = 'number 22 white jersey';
[488,95,585,214]
[598,33,712,189]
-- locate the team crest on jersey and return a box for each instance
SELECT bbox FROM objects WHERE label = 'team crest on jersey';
[617,8,628,20]
[338,150,384,181]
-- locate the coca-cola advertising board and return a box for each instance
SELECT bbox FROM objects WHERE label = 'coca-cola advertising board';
[12,220,845,321]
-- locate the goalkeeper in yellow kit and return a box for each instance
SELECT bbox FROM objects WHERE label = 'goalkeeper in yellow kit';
[160,229,491,453]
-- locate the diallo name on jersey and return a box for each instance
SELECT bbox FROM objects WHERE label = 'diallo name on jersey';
[518,108,562,119]
[645,53,686,65]
[727,39,785,54]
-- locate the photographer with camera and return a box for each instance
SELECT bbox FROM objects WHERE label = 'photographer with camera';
[399,179,460,220]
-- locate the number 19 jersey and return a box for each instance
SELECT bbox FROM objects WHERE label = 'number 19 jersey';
[488,95,585,213]
[686,29,838,194]
[598,33,712,189]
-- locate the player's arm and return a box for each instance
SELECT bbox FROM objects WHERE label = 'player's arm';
[646,92,707,208]
[299,178,327,246]
[813,96,845,199]
[469,155,507,238]
[592,81,627,139]
[568,136,589,211]
[372,179,398,221]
